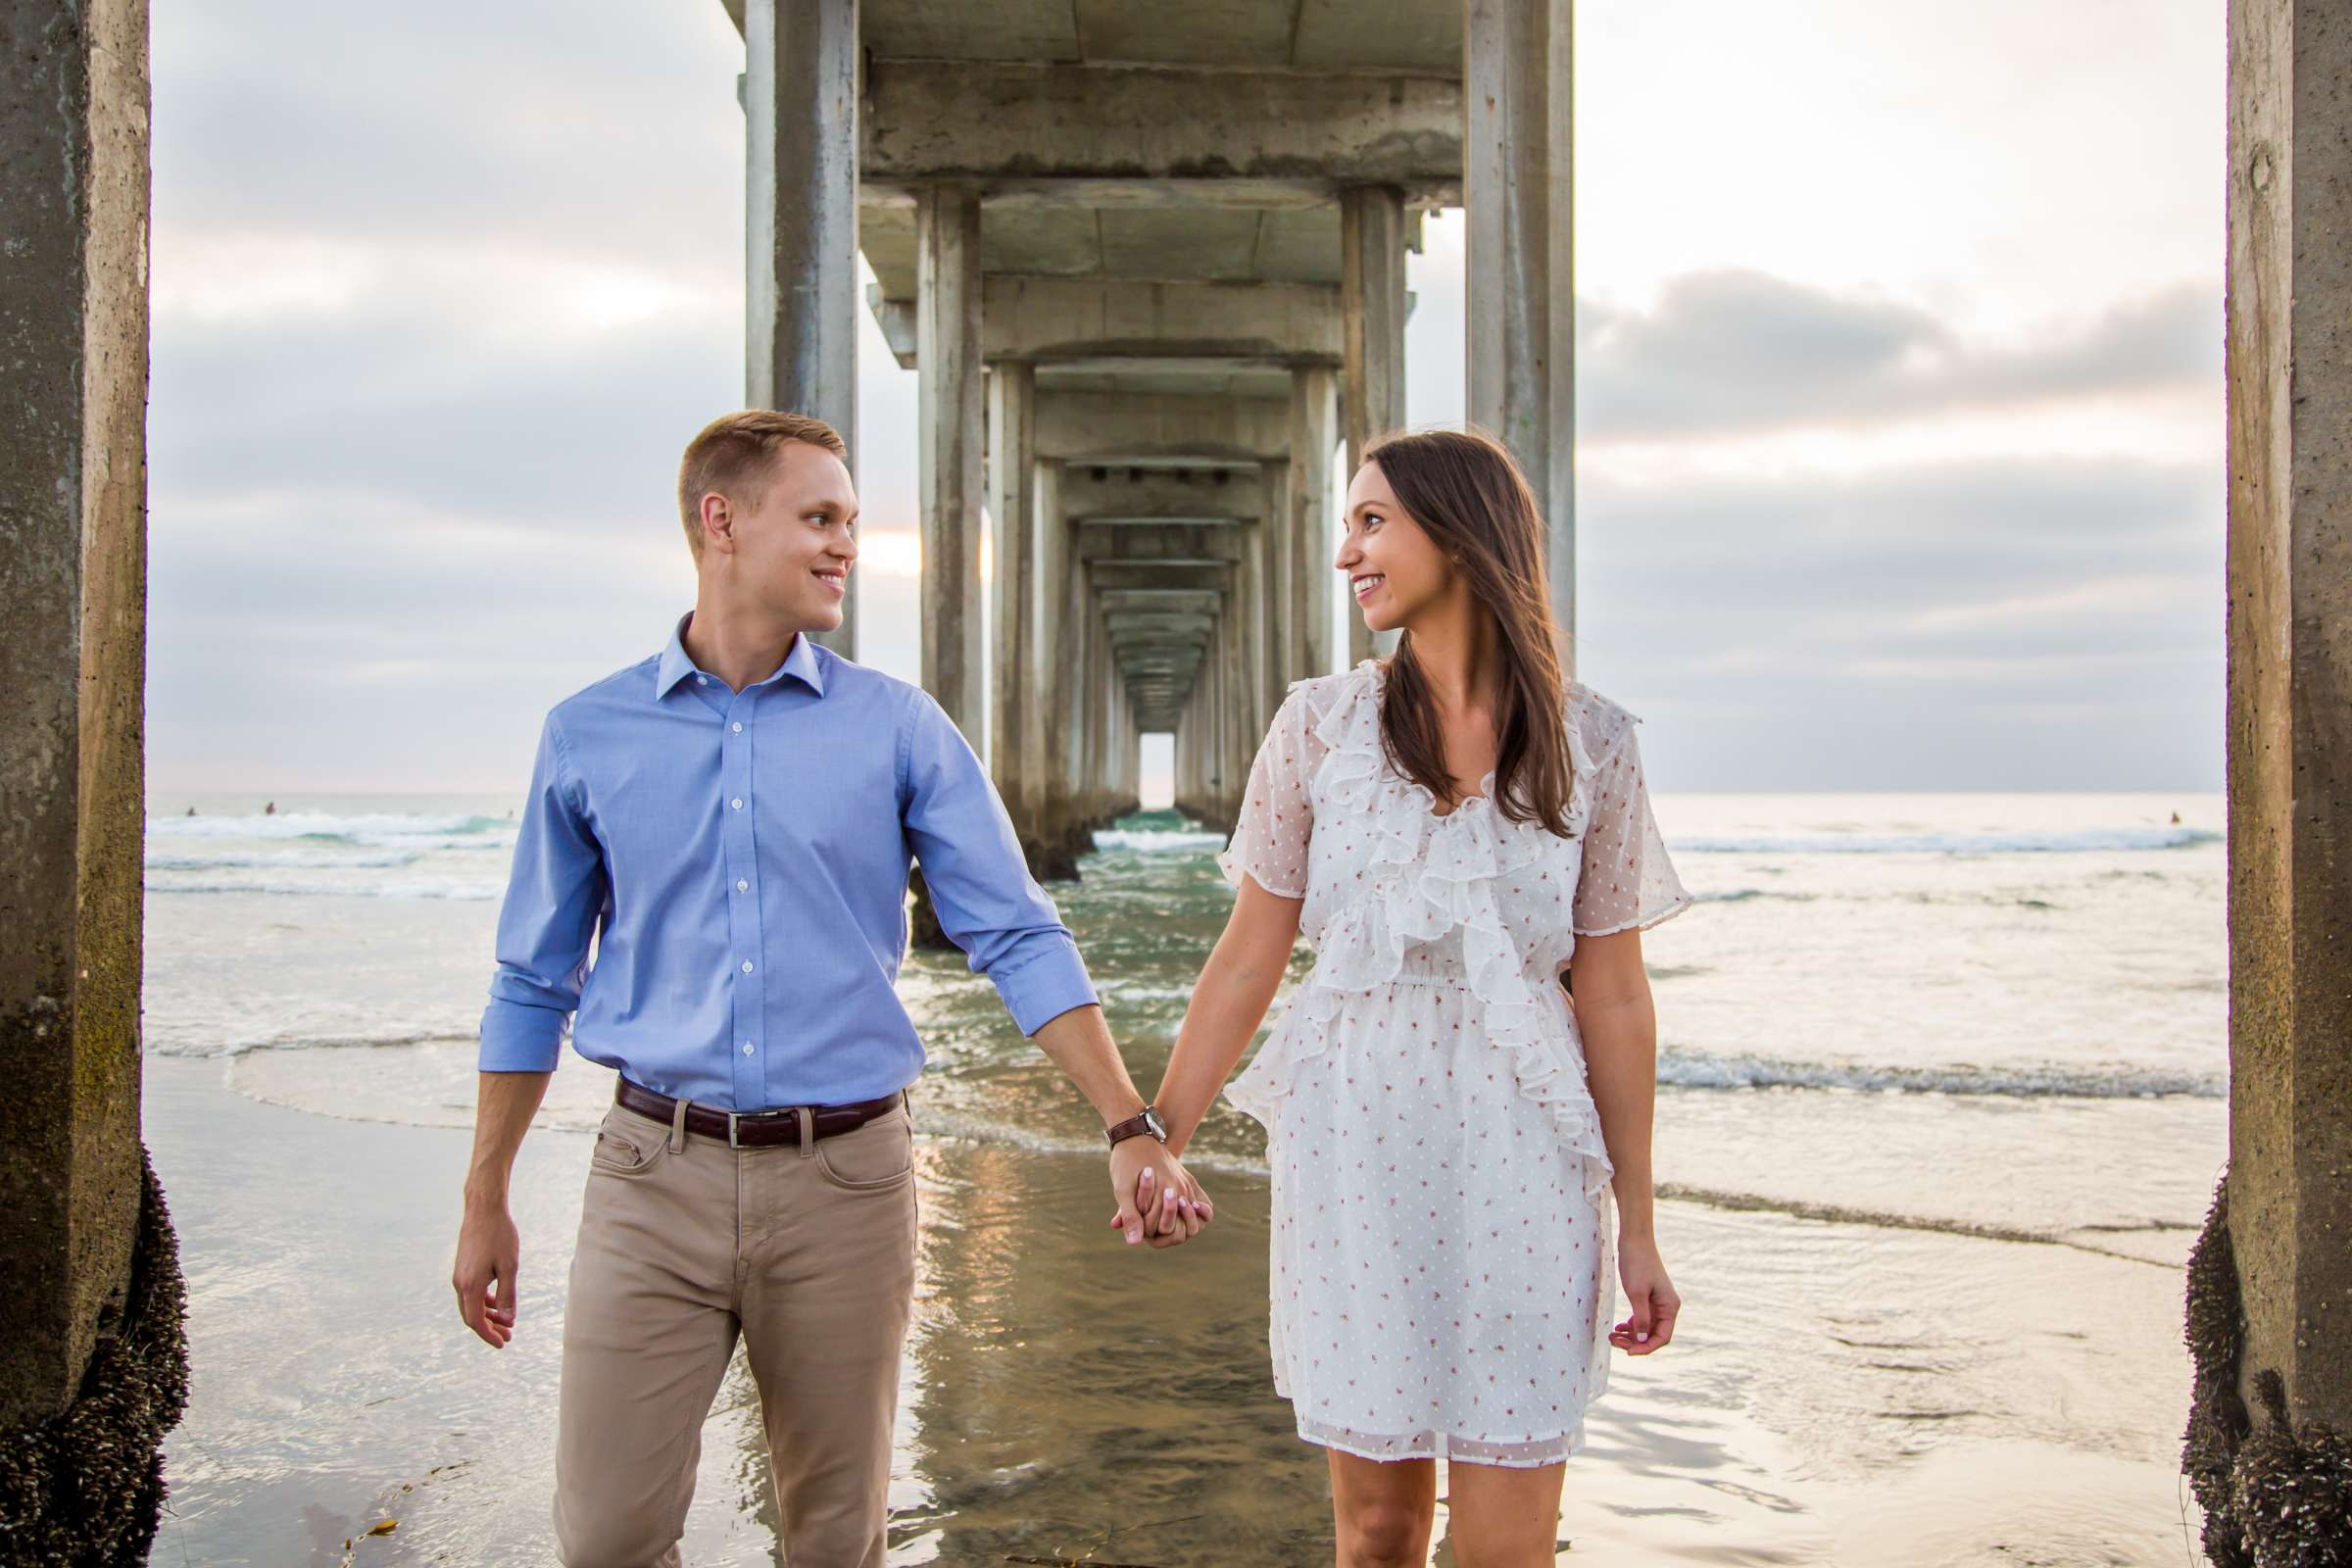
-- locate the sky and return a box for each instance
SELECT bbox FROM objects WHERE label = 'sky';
[145,0,2225,797]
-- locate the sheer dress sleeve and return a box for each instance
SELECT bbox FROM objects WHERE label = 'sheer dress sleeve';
[1217,684,1321,900]
[1571,717,1693,937]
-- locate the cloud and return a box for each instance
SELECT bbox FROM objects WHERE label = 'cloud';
[139,0,2224,795]
[1579,270,2219,440]
[1571,455,2221,791]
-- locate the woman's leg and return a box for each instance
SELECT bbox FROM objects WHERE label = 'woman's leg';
[1326,1448,1438,1568]
[1443,1458,1567,1568]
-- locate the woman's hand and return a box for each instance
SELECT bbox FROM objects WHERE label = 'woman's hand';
[1608,1233,1680,1355]
[1107,1139,1212,1250]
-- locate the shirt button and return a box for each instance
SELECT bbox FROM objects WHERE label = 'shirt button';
[731,798,744,810]
[696,674,709,685]
[731,721,743,733]
[741,959,754,974]
[736,879,749,892]
[742,1041,755,1055]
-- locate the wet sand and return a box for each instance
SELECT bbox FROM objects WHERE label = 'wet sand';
[148,1054,2202,1565]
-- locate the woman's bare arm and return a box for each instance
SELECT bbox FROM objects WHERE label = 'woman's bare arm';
[1569,928,1682,1353]
[1155,876,1305,1158]
[1567,929,1658,1240]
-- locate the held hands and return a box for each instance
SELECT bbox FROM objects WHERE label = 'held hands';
[1608,1232,1680,1355]
[1106,1136,1212,1250]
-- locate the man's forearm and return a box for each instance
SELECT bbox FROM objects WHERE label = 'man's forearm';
[466,1070,553,1208]
[1028,1004,1149,1129]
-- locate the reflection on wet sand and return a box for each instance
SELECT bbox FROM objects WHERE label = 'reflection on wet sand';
[889,1143,1333,1565]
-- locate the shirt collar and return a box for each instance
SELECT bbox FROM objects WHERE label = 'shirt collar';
[654,612,827,702]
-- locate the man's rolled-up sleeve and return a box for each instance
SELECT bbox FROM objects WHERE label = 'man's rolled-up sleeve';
[900,689,1099,1036]
[479,710,608,1072]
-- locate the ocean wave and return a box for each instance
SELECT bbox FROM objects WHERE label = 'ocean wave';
[144,875,500,901]
[329,829,514,852]
[145,848,423,871]
[1092,827,1228,854]
[148,1027,478,1060]
[147,810,514,848]
[1656,1048,2222,1100]
[1678,826,2219,855]
[1648,1183,2184,1266]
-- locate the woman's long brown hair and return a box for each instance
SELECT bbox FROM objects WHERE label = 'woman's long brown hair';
[1360,427,1578,837]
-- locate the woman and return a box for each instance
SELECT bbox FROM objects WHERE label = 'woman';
[1152,429,1691,1566]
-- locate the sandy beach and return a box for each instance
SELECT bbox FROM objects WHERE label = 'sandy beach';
[140,790,2223,1563]
[149,1052,2203,1565]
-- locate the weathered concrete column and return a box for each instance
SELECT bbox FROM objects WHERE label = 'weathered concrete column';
[1174,683,1198,819]
[1081,585,1110,826]
[1224,594,1250,826]
[1,0,187,1552]
[1343,185,1409,668]
[1029,462,1082,872]
[744,0,859,657]
[987,363,1036,811]
[1260,460,1291,712]
[1201,621,1225,828]
[1203,606,1225,828]
[1288,368,1339,681]
[1214,605,1241,831]
[1120,688,1141,811]
[2184,4,2352,1559]
[1110,632,1134,815]
[1465,0,1576,665]
[1059,506,1098,852]
[917,184,985,732]
[1239,517,1269,757]
[1074,577,1098,825]
[1109,664,1126,814]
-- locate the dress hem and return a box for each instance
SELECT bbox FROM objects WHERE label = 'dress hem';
[1285,1407,1593,1469]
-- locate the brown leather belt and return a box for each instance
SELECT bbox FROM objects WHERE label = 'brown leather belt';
[614,1077,906,1149]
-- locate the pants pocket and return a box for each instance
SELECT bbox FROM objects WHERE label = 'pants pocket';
[588,1107,670,1178]
[812,1106,915,1191]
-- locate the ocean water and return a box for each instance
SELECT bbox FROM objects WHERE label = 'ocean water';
[140,788,2223,1563]
[143,789,2227,1249]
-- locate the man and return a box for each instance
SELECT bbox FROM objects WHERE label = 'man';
[451,410,1211,1568]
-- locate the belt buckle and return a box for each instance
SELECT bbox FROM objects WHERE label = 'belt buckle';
[727,1106,796,1149]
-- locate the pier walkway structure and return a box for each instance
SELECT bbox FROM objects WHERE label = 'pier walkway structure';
[724,0,1577,872]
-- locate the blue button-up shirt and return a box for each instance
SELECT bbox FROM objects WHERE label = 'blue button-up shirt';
[478,612,1099,1109]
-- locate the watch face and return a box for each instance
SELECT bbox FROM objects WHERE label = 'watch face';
[1145,1106,1168,1141]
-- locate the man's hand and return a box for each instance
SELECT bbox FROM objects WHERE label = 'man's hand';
[453,1198,522,1348]
[1106,1137,1211,1250]
[455,1069,549,1348]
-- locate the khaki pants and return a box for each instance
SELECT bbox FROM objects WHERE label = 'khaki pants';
[553,1092,919,1568]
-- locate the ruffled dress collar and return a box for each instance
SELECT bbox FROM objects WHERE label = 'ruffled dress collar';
[1226,659,1617,1203]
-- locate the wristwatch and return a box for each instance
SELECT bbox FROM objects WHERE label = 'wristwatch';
[1104,1105,1169,1148]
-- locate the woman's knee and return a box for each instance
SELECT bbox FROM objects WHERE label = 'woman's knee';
[1338,1499,1435,1567]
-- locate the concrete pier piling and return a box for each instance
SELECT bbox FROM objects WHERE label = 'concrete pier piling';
[1,0,189,1553]
[2187,0,2352,1558]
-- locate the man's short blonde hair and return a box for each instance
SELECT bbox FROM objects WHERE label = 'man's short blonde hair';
[676,410,849,559]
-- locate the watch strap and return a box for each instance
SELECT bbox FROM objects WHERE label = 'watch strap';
[1104,1105,1165,1147]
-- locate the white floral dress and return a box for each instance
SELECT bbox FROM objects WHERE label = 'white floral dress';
[1217,658,1692,1467]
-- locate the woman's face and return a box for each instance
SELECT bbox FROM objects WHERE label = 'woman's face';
[1334,459,1457,634]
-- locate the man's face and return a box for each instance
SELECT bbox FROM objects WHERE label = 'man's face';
[709,440,858,629]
